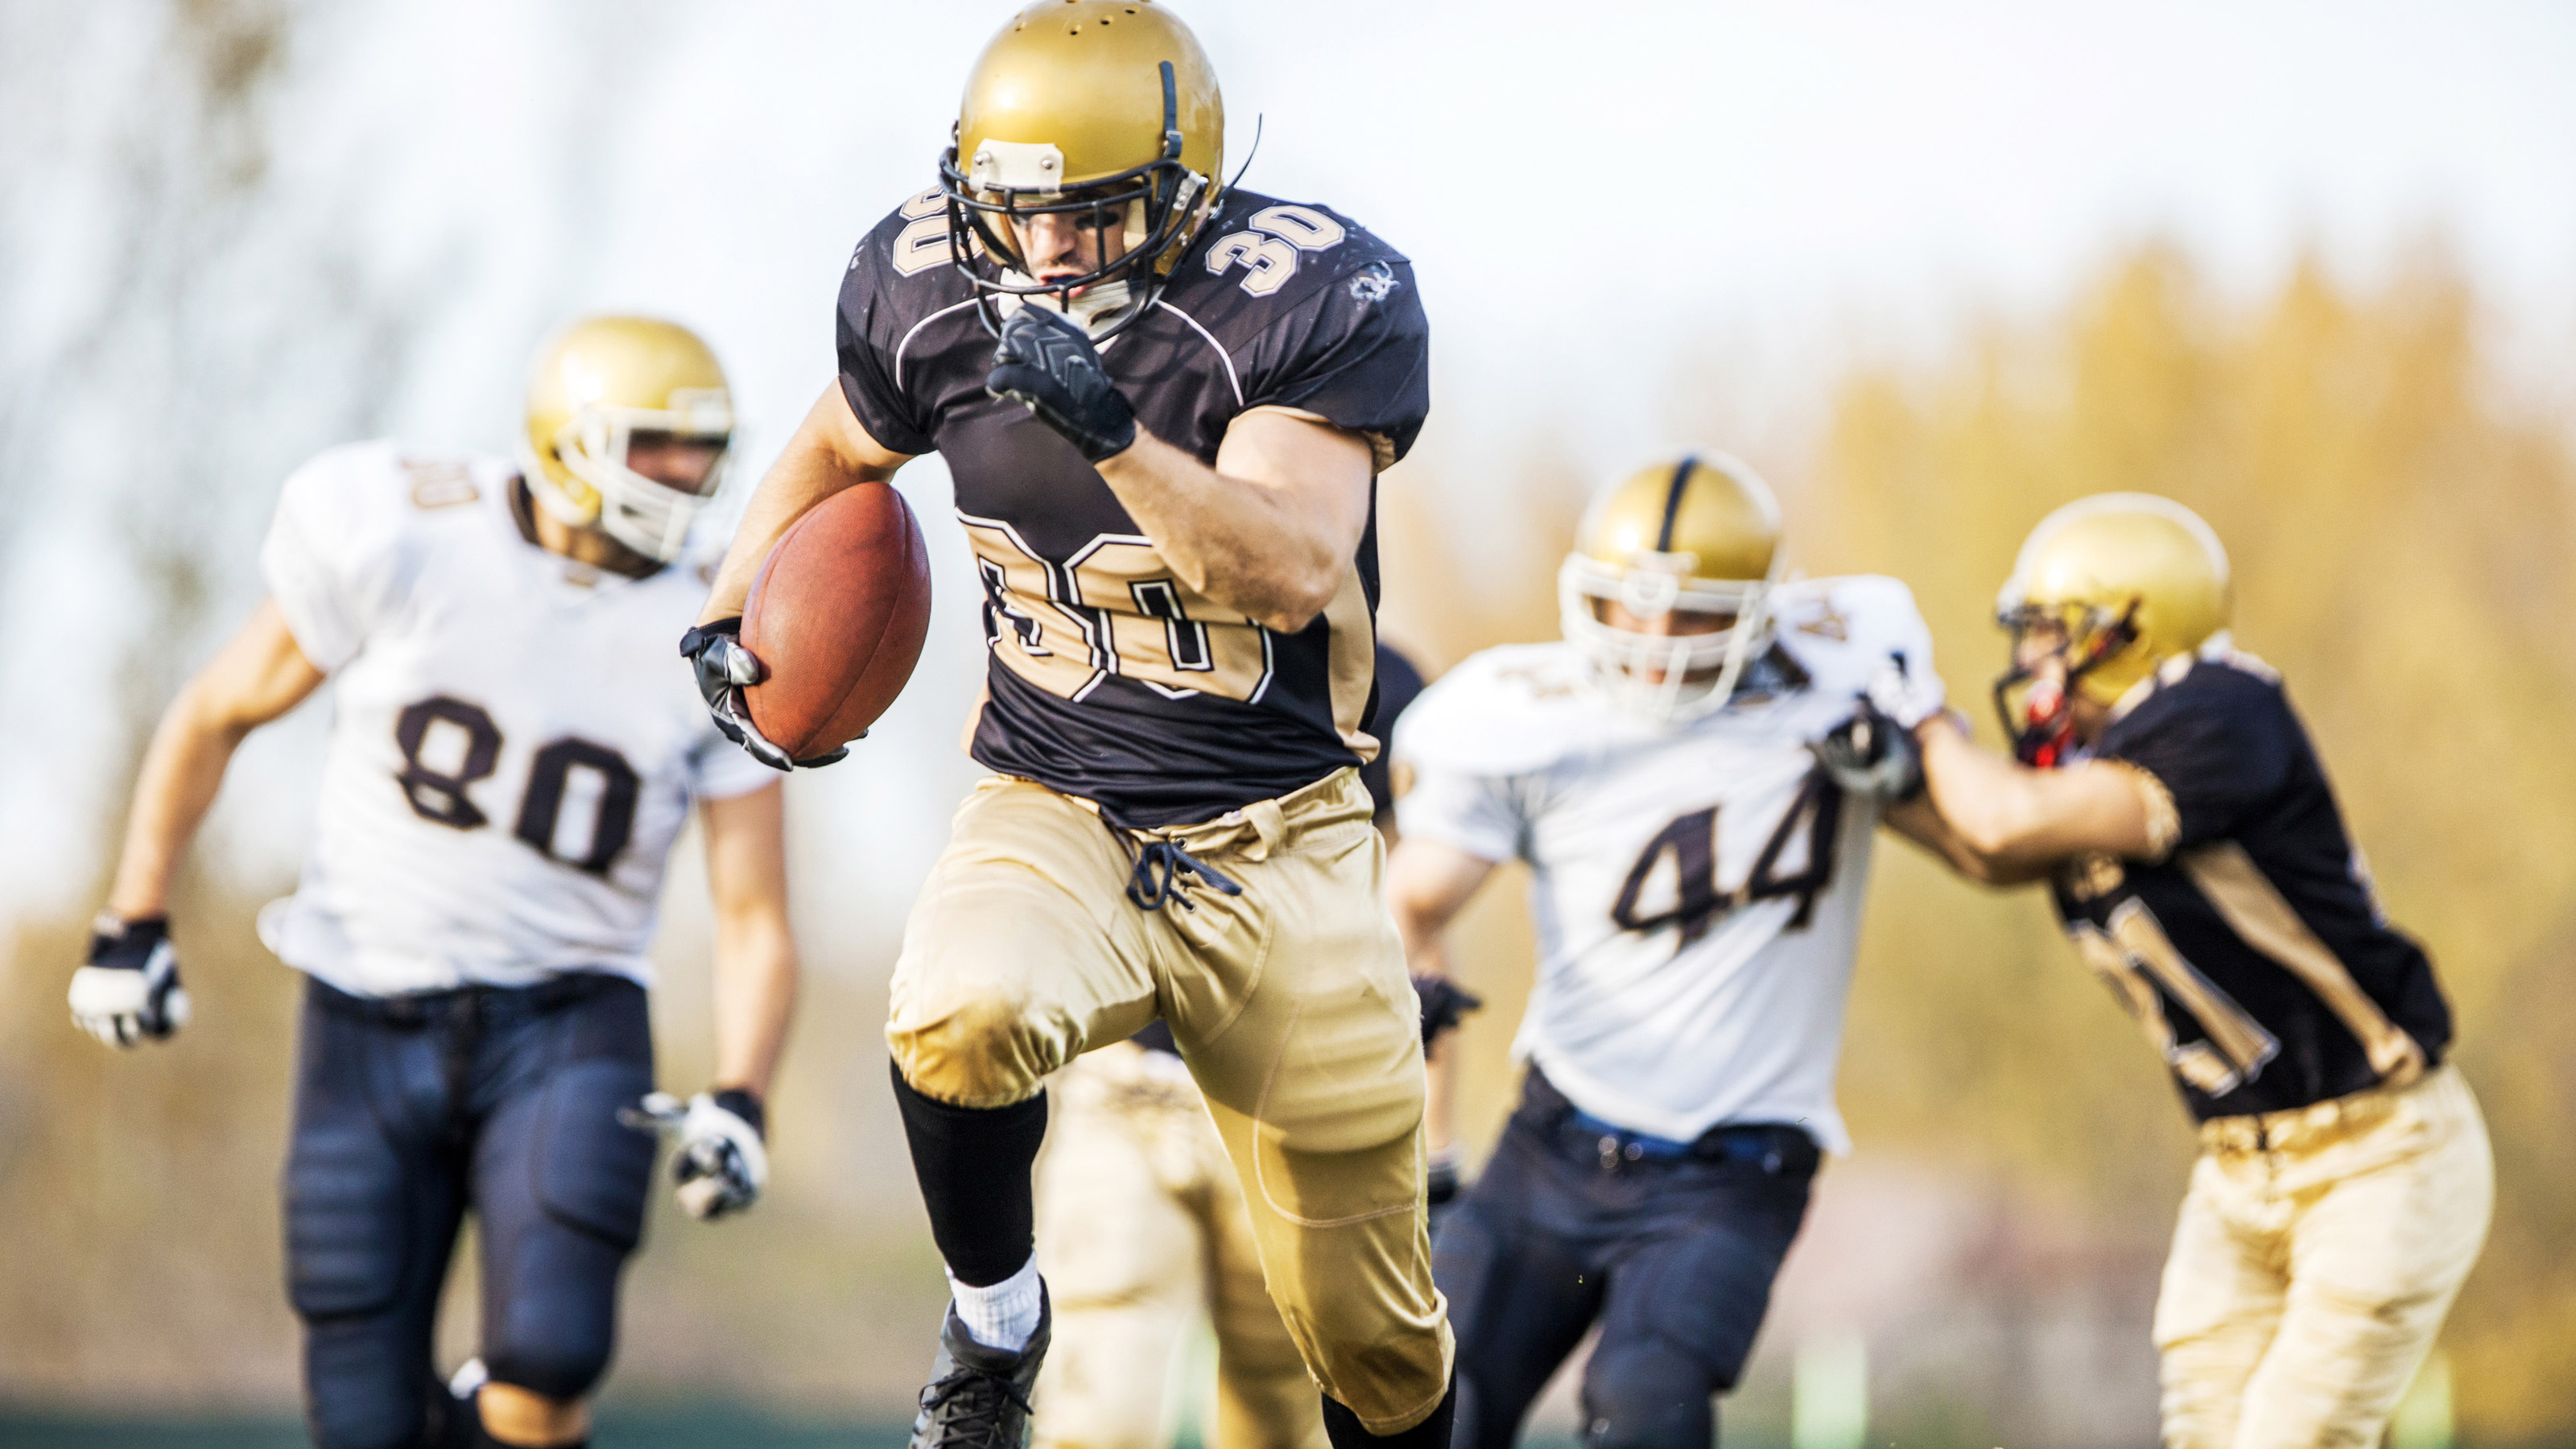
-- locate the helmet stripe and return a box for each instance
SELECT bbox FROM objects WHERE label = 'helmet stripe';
[1655,454,1699,553]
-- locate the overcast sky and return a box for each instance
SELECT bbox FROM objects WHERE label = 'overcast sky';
[3,0,2572,936]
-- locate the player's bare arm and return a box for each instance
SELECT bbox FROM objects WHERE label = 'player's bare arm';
[623,780,802,1225]
[696,381,911,626]
[1911,712,2161,872]
[106,598,326,920]
[1385,837,1499,1161]
[704,782,799,1100]
[72,599,324,1047]
[1097,413,1373,634]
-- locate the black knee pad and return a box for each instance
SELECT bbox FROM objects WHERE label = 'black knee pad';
[1580,1340,1715,1449]
[484,1332,614,1403]
[302,1348,436,1449]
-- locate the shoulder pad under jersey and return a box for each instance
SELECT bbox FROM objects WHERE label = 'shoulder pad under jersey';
[1769,575,1940,699]
[1394,642,1635,778]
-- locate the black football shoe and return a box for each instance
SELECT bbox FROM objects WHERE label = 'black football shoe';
[908,1289,1051,1449]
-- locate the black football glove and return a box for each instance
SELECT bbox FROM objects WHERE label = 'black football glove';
[985,306,1137,464]
[1425,1149,1467,1243]
[1414,974,1484,1051]
[1810,694,1926,802]
[622,1088,770,1221]
[679,618,847,771]
[70,914,191,1047]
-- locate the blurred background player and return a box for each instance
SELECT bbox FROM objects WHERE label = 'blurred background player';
[1893,494,2491,1449]
[1385,454,1951,1449]
[68,316,800,1449]
[1027,642,1447,1449]
[680,6,1454,1448]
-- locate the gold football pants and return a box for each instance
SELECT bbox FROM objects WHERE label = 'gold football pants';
[2153,1064,2492,1449]
[1032,1042,1329,1449]
[888,768,1454,1434]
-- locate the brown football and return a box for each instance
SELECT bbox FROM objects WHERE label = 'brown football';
[741,484,934,759]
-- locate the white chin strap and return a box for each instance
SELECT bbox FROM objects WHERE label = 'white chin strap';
[524,401,730,563]
[1558,553,1778,724]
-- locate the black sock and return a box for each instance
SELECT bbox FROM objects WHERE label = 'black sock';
[890,1061,1049,1287]
[1321,1377,1457,1449]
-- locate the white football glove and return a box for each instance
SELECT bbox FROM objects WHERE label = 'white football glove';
[69,914,192,1047]
[622,1089,769,1220]
[1860,651,1945,730]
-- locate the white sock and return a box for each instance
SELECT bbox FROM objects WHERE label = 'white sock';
[947,1256,1042,1354]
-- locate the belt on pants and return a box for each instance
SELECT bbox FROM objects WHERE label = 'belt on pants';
[307,971,621,1030]
[1519,1067,1819,1176]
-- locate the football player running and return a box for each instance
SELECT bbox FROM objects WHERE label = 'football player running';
[1386,454,1950,1449]
[71,317,800,1449]
[1027,643,1440,1449]
[682,6,1452,1449]
[1893,495,2490,1449]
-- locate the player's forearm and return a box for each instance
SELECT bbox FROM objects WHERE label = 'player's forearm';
[1918,717,2070,869]
[709,914,798,1100]
[1096,430,1352,634]
[106,695,255,919]
[700,385,907,625]
[1412,935,1462,1155]
[703,448,868,624]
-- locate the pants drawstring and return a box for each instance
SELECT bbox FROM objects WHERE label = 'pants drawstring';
[1121,836,1245,912]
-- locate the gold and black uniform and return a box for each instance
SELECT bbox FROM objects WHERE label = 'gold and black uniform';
[2052,652,2454,1117]
[855,184,1454,1435]
[837,186,1430,826]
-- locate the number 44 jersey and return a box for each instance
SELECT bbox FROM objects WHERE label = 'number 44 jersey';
[255,441,776,997]
[1393,576,1941,1154]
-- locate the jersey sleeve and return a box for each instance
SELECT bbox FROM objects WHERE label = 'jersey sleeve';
[834,209,943,458]
[2101,675,2298,851]
[1239,254,1430,469]
[1394,762,1527,864]
[258,444,408,672]
[686,731,782,803]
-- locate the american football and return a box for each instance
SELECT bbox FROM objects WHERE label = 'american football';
[742,482,933,759]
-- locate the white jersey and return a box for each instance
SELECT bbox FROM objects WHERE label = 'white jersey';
[255,440,774,997]
[1393,576,1939,1154]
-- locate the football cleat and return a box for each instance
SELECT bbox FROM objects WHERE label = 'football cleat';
[521,316,733,563]
[1991,493,2230,762]
[910,1291,1052,1449]
[939,1,1225,339]
[1559,452,1785,723]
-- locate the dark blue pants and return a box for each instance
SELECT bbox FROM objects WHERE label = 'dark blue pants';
[1433,1071,1817,1449]
[282,974,656,1449]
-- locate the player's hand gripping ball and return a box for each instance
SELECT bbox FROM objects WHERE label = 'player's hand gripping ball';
[623,1089,769,1220]
[680,618,811,771]
[69,914,191,1047]
[985,306,1137,464]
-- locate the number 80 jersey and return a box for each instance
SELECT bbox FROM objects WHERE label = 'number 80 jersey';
[255,442,775,997]
[1393,576,1940,1154]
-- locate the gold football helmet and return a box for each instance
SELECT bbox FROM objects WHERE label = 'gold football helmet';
[521,316,733,563]
[939,0,1224,336]
[1560,452,1785,722]
[1992,492,2231,760]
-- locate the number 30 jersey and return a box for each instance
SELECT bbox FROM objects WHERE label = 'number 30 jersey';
[255,441,775,997]
[1393,576,1941,1153]
[836,187,1430,828]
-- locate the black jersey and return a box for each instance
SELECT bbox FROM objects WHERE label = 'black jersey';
[2050,651,2453,1121]
[836,187,1430,828]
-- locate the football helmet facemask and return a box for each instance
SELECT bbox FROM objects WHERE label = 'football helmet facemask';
[939,0,1224,340]
[522,316,734,564]
[1560,452,1785,724]
[1992,493,2231,765]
